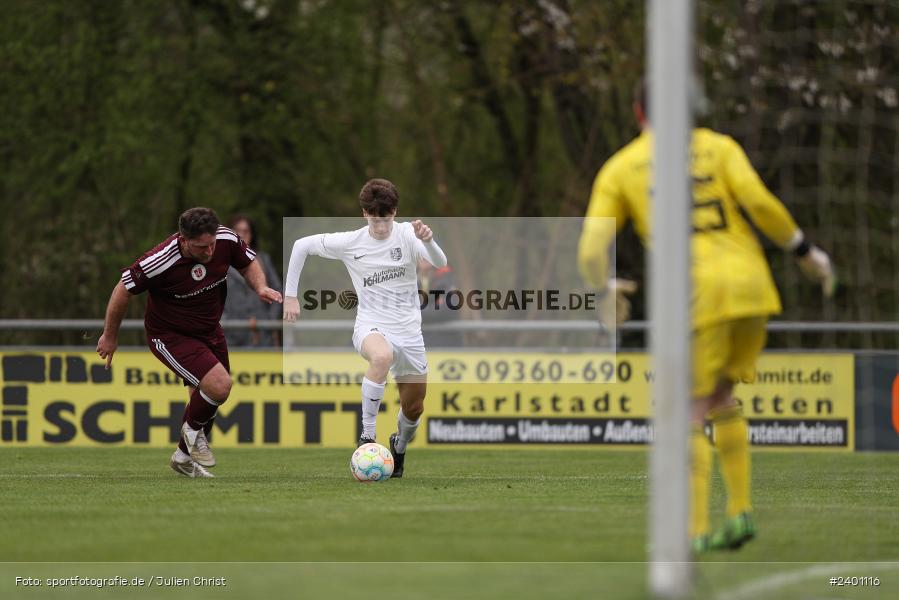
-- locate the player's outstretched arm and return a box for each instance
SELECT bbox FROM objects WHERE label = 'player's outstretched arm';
[239,259,283,305]
[96,281,131,369]
[412,220,447,267]
[283,235,319,322]
[578,199,632,327]
[723,137,836,298]
[283,233,353,322]
[732,182,836,297]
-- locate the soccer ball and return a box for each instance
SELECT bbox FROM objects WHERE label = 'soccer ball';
[350,443,394,482]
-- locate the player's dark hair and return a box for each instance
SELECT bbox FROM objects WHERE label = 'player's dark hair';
[179,207,220,239]
[359,179,399,217]
[228,213,257,250]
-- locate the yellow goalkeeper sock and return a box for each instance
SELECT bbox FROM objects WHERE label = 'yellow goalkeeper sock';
[711,406,752,517]
[690,426,713,538]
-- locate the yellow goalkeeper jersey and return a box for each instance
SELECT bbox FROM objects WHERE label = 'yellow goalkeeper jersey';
[579,128,801,329]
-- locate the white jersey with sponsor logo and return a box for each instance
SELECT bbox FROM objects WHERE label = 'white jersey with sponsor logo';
[289,222,436,337]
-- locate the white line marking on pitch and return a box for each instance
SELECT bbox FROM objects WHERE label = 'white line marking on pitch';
[0,473,98,478]
[716,561,899,600]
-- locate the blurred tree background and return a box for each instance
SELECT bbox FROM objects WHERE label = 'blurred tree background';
[0,0,896,347]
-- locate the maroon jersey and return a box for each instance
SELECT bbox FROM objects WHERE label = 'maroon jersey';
[121,226,256,336]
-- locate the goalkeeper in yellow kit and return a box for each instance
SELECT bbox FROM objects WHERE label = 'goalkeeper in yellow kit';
[578,85,835,552]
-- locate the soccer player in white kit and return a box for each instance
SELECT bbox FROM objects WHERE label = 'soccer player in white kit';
[283,179,447,478]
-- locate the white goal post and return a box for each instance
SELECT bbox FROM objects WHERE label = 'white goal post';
[648,0,694,597]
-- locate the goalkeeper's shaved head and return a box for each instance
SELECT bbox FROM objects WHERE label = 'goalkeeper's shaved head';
[633,76,708,125]
[634,80,649,125]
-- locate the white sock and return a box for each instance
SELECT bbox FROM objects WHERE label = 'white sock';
[361,377,385,439]
[173,448,190,463]
[395,409,420,454]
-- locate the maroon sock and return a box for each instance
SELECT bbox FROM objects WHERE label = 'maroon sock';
[186,388,219,431]
[203,418,214,440]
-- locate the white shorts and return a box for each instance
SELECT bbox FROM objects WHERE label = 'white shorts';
[352,325,428,379]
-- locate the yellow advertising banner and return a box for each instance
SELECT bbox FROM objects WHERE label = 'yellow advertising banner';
[0,350,854,449]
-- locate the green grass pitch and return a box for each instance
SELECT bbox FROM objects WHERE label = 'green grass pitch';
[1,448,897,599]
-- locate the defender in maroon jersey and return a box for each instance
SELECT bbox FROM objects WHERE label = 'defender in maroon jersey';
[96,208,282,478]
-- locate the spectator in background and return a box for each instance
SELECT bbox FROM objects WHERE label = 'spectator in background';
[418,258,463,347]
[223,215,283,347]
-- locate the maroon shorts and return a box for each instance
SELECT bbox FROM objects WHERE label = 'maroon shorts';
[146,327,230,388]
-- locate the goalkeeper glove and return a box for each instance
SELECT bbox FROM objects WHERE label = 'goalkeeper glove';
[598,278,638,329]
[795,241,836,298]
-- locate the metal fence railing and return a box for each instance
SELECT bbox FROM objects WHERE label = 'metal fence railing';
[1,319,898,333]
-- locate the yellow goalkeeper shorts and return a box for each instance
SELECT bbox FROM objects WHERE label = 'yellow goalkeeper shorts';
[692,316,768,398]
